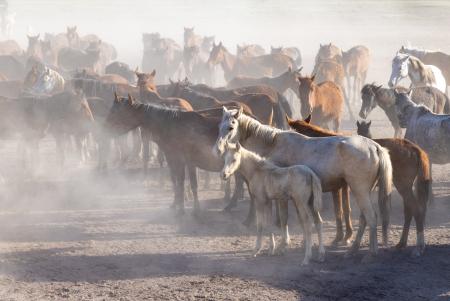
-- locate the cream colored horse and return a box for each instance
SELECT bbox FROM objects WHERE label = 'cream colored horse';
[214,107,393,261]
[221,141,324,265]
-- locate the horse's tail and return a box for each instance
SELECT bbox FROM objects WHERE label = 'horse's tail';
[376,145,393,245]
[309,168,323,213]
[443,92,450,114]
[277,92,293,118]
[272,99,289,130]
[415,146,433,206]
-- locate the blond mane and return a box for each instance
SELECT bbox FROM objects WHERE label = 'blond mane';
[408,56,436,85]
[237,113,282,145]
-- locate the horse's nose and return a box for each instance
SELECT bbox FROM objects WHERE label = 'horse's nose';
[359,110,367,119]
[221,171,228,180]
[388,81,394,88]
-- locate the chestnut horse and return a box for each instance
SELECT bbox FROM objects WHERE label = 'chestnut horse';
[297,75,344,131]
[287,116,432,256]
[342,45,370,104]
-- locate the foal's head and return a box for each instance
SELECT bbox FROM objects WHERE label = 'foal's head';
[356,120,373,139]
[297,75,316,118]
[207,42,226,67]
[135,69,157,92]
[221,142,242,180]
[359,83,382,119]
[214,106,243,157]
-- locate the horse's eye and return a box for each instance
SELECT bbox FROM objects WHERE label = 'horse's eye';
[229,127,234,131]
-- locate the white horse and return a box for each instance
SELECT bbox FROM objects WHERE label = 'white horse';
[214,107,393,261]
[389,52,446,94]
[221,141,324,265]
[29,67,65,95]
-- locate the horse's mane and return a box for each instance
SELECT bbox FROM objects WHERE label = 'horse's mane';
[239,145,278,171]
[408,56,436,85]
[287,119,339,137]
[137,102,182,123]
[238,113,281,144]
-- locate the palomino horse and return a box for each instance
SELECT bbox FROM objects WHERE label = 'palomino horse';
[236,44,266,57]
[227,66,303,99]
[287,115,431,256]
[270,46,302,67]
[395,90,450,164]
[389,52,447,94]
[356,120,431,256]
[221,140,325,265]
[207,42,295,82]
[23,66,65,95]
[102,95,246,214]
[360,84,450,138]
[214,108,393,260]
[342,45,370,104]
[297,75,344,131]
[400,45,450,90]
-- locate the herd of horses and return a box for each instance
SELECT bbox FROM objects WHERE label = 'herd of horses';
[1,26,450,264]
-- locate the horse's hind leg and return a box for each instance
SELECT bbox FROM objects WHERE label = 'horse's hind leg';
[342,185,353,244]
[253,198,265,257]
[297,203,313,265]
[224,173,244,211]
[275,199,290,254]
[413,199,427,256]
[396,187,414,249]
[331,189,344,245]
[187,165,200,214]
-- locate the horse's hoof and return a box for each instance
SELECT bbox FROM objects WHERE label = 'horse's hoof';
[252,250,262,257]
[410,248,422,258]
[331,237,344,248]
[223,201,237,212]
[361,253,377,264]
[395,242,407,250]
[317,252,326,262]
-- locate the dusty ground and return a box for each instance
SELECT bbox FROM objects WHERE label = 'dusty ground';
[0,115,449,301]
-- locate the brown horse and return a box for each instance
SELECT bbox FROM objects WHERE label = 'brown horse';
[102,95,245,214]
[227,66,303,98]
[188,83,291,129]
[342,45,370,104]
[287,116,432,256]
[207,42,295,82]
[135,70,193,111]
[297,75,344,131]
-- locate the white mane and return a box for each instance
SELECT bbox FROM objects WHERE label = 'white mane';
[237,114,282,145]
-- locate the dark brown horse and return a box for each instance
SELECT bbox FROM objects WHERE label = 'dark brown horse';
[287,115,432,256]
[297,75,344,131]
[102,95,245,214]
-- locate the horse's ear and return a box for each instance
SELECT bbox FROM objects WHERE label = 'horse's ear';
[401,45,404,50]
[127,94,134,105]
[407,88,413,98]
[297,66,303,73]
[285,113,292,124]
[222,106,229,113]
[328,42,332,47]
[319,43,323,47]
[114,92,120,103]
[356,120,361,127]
[375,84,383,91]
[367,120,372,127]
[233,106,243,118]
[311,74,316,82]
[150,69,156,77]
[304,114,312,124]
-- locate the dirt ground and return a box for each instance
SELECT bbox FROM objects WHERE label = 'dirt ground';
[0,115,449,301]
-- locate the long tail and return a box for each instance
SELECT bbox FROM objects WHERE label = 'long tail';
[309,168,323,212]
[376,145,393,244]
[443,93,450,114]
[415,146,433,206]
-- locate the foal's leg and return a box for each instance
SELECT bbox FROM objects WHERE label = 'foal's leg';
[309,202,325,262]
[187,165,200,214]
[253,199,265,257]
[331,189,345,245]
[275,199,290,254]
[298,203,313,265]
[224,173,245,211]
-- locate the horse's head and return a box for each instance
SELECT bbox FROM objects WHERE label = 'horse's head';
[270,46,282,54]
[27,34,40,48]
[356,120,373,139]
[207,42,225,67]
[221,142,242,180]
[103,93,140,136]
[213,106,243,157]
[359,83,382,119]
[135,69,157,91]
[297,75,316,118]
[389,52,410,88]
[66,26,78,45]
[283,66,303,92]
[317,43,341,62]
[394,89,415,128]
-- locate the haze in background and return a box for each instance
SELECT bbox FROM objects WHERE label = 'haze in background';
[7,0,450,82]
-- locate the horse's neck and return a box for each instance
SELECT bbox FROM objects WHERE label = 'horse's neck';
[221,50,236,77]
[237,148,264,180]
[408,59,430,85]
[376,89,395,109]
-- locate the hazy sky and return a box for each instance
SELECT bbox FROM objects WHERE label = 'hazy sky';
[7,0,450,80]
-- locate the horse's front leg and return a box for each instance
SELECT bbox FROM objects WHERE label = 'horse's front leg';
[275,199,290,255]
[253,198,265,257]
[224,173,244,211]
